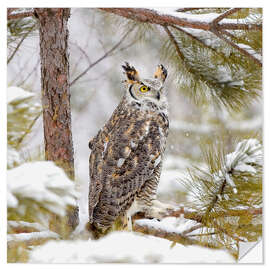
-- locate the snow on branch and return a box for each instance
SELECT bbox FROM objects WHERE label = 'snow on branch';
[7,8,35,20]
[8,231,59,248]
[100,8,262,31]
[7,161,79,217]
[100,8,262,67]
[224,139,262,192]
[8,220,48,233]
[7,86,35,104]
[178,138,262,249]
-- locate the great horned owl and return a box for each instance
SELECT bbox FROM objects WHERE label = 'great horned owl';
[88,62,170,237]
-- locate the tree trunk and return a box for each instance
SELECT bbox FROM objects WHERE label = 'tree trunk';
[35,8,78,231]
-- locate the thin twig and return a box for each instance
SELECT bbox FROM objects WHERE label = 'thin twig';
[18,58,40,87]
[71,42,92,65]
[163,25,185,61]
[70,27,134,86]
[16,110,42,149]
[212,8,242,25]
[176,8,205,12]
[7,23,37,65]
[70,41,92,76]
[188,232,218,237]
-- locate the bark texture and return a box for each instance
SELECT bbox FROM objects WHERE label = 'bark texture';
[35,8,78,230]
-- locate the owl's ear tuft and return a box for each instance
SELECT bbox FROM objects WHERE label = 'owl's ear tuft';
[122,62,140,83]
[154,64,167,83]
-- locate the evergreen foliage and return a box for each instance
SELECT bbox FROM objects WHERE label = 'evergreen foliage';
[7,87,42,167]
[183,138,262,257]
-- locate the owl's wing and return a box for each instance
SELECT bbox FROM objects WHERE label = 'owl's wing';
[88,100,128,223]
[100,113,165,210]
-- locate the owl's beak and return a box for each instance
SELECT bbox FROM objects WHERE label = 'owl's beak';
[156,92,160,100]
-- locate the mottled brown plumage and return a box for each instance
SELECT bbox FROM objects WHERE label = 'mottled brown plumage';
[88,63,169,237]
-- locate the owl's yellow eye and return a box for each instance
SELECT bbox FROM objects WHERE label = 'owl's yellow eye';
[140,85,149,92]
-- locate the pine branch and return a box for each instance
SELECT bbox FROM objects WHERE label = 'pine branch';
[179,138,262,246]
[99,8,262,31]
[100,8,262,68]
[133,222,198,246]
[131,202,261,249]
[133,219,220,249]
[211,28,262,67]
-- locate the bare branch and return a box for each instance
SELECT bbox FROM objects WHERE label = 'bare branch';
[16,111,42,149]
[70,27,134,86]
[7,22,37,64]
[18,58,40,87]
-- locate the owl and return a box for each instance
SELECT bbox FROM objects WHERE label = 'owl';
[88,62,171,238]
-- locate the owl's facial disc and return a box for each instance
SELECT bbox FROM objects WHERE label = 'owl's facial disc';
[129,82,162,103]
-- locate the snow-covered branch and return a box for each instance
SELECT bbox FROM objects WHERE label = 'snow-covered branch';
[7,161,79,218]
[7,8,35,20]
[8,231,59,248]
[100,8,262,66]
[100,8,262,31]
